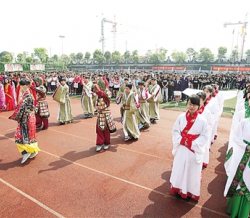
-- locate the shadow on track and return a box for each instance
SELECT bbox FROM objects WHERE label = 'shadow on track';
[38,145,118,174]
[133,171,197,218]
[201,143,227,217]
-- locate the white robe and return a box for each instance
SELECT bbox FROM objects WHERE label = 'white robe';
[205,97,219,142]
[225,99,248,176]
[200,107,213,165]
[170,113,208,197]
[224,118,250,196]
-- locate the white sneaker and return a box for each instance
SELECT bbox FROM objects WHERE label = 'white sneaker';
[103,145,110,150]
[21,153,31,164]
[124,136,131,141]
[29,152,38,159]
[96,145,102,152]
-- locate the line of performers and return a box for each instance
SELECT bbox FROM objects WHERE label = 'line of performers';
[169,81,250,217]
[224,83,250,218]
[53,74,162,151]
[8,73,162,164]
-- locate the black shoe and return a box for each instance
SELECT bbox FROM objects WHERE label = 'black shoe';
[59,122,65,125]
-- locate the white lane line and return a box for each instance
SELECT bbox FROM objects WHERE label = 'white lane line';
[0,134,227,217]
[0,177,65,218]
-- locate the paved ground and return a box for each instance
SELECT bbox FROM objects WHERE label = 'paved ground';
[0,96,231,218]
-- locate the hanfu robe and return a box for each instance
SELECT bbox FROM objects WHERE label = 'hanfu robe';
[148,83,161,121]
[198,105,213,167]
[95,90,116,146]
[170,111,208,201]
[0,83,6,110]
[9,90,40,154]
[123,92,140,139]
[81,81,94,116]
[224,118,250,218]
[4,83,15,111]
[57,84,73,123]
[136,87,150,127]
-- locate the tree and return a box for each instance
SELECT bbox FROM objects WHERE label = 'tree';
[217,47,227,60]
[158,48,167,62]
[93,49,105,64]
[231,48,239,62]
[25,56,32,63]
[171,51,187,64]
[0,51,13,63]
[123,51,131,63]
[69,53,76,63]
[186,48,197,62]
[104,51,111,63]
[131,50,139,63]
[76,52,83,63]
[198,48,214,62]
[60,54,71,66]
[84,52,91,61]
[111,51,121,63]
[33,48,48,63]
[245,49,250,57]
[50,54,59,62]
[16,52,27,63]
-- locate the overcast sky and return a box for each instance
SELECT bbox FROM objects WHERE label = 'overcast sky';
[0,0,249,57]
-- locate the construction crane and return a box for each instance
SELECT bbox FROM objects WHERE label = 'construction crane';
[224,17,248,61]
[100,17,117,53]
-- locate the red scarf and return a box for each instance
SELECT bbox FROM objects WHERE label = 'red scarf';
[204,95,212,106]
[198,105,205,114]
[180,111,199,152]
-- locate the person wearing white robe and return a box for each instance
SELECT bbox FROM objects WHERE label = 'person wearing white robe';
[170,95,208,201]
[203,85,219,144]
[197,92,213,168]
[224,118,250,218]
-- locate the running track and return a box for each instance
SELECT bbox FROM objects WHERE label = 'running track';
[0,96,231,217]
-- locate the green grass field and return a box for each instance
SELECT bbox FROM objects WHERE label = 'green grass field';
[160,97,236,117]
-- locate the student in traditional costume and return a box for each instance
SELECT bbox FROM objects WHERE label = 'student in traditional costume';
[93,84,116,152]
[136,81,150,129]
[0,77,6,111]
[9,78,40,164]
[211,84,224,141]
[147,77,161,124]
[203,85,219,144]
[170,95,208,201]
[35,86,50,130]
[4,77,15,111]
[224,116,250,218]
[53,77,73,125]
[122,84,140,141]
[116,78,129,122]
[197,91,213,168]
[81,76,94,119]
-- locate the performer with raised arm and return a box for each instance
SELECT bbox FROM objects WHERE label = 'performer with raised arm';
[170,94,208,201]
[147,77,161,124]
[81,76,94,119]
[9,78,40,164]
[93,84,116,152]
[53,77,73,125]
